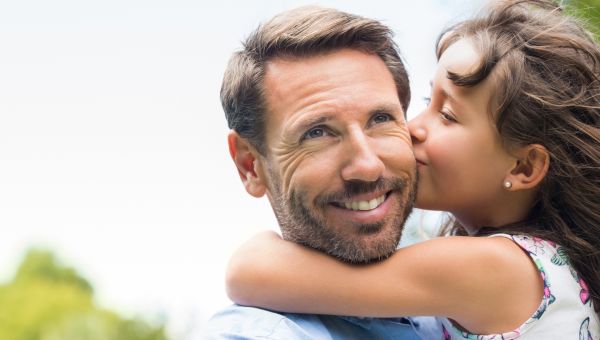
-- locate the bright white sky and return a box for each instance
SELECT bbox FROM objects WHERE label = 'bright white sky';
[0,1,480,338]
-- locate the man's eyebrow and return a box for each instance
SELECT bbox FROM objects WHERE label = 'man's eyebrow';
[293,115,332,135]
[292,104,403,134]
[370,104,404,118]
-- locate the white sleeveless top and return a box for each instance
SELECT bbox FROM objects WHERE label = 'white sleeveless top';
[438,234,599,339]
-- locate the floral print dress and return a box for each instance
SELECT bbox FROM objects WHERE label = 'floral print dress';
[439,234,599,339]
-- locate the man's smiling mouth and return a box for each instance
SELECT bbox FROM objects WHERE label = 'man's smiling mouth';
[332,193,388,211]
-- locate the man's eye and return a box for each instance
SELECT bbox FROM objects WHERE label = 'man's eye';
[302,126,329,140]
[371,113,394,125]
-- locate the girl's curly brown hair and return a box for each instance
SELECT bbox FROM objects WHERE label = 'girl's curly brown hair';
[438,0,600,318]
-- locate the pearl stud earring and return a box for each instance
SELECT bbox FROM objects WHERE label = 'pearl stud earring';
[503,181,512,189]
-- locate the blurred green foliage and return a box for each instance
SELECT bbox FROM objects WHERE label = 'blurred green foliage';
[566,0,600,40]
[0,249,168,340]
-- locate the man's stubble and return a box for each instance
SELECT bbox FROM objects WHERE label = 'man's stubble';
[268,169,417,263]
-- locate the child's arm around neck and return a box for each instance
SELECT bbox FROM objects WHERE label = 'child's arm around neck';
[226,230,543,335]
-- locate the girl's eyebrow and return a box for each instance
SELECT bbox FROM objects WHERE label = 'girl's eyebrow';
[431,80,463,110]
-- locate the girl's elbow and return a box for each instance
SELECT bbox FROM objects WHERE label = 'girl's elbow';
[225,231,284,305]
[225,256,262,305]
[225,261,247,304]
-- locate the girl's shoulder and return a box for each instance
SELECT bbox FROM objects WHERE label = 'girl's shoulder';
[439,233,600,339]
[487,233,594,312]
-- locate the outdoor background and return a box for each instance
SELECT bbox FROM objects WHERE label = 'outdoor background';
[0,0,597,339]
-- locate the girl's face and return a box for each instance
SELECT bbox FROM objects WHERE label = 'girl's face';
[408,38,515,228]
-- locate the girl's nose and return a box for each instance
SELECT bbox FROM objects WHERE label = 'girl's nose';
[408,113,427,144]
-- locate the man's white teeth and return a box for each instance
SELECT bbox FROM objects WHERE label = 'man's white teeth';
[342,195,385,211]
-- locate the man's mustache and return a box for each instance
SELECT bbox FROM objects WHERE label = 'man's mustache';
[315,177,407,206]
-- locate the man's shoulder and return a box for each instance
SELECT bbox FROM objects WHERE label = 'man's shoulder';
[202,304,429,340]
[201,304,328,339]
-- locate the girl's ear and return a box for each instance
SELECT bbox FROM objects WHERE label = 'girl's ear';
[228,131,267,198]
[504,144,550,191]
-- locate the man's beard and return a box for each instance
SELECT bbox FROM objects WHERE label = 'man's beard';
[270,176,416,263]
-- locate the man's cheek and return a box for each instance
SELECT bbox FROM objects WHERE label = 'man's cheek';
[275,150,319,195]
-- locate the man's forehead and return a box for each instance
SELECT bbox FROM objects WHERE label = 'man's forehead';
[262,49,399,112]
[263,48,393,82]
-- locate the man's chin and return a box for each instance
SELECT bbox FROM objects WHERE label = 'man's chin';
[321,229,401,264]
[281,228,397,264]
[327,246,396,264]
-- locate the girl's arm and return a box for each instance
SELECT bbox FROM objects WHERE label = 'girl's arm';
[226,231,542,333]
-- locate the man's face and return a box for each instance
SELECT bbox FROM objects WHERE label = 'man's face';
[259,48,416,263]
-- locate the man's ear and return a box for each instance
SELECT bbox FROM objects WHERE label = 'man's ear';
[504,144,550,191]
[228,131,267,198]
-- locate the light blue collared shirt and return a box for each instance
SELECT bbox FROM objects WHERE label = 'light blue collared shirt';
[202,305,439,339]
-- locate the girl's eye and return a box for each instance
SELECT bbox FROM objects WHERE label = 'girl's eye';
[302,126,330,140]
[440,110,456,123]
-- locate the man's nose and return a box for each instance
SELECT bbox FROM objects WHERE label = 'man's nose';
[340,132,385,182]
[408,112,427,145]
